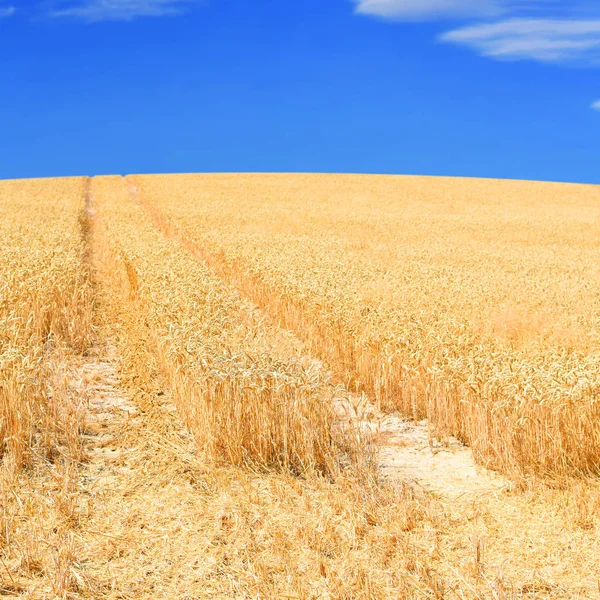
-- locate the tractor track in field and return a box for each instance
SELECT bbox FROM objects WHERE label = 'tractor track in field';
[43,175,598,599]
[65,335,228,598]
[116,175,600,596]
[124,175,509,502]
[6,175,600,598]
[53,177,241,598]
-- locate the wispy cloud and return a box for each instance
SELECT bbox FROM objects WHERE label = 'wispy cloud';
[441,19,600,64]
[592,100,600,110]
[353,0,560,22]
[354,0,600,65]
[354,0,504,21]
[48,0,196,22]
[0,5,15,17]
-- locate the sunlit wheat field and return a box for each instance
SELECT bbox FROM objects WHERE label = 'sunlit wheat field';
[2,173,600,598]
[135,173,600,477]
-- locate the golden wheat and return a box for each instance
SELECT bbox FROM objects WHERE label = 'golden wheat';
[3,174,600,598]
[0,177,93,468]
[130,173,600,478]
[0,177,95,597]
[91,176,353,476]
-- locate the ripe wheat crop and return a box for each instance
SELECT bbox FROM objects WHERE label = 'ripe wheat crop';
[131,173,600,478]
[0,177,93,468]
[3,173,600,597]
[91,176,353,476]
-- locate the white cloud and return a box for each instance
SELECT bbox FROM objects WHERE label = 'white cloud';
[49,0,195,22]
[592,100,600,110]
[0,5,15,17]
[441,19,600,64]
[352,0,563,21]
[353,0,600,65]
[354,0,504,21]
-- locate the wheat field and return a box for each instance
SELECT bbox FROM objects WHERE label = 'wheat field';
[132,173,600,478]
[2,173,600,598]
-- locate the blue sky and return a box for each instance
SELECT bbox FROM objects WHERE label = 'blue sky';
[0,0,599,183]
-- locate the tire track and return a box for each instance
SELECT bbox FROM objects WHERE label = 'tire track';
[126,175,508,501]
[60,177,226,597]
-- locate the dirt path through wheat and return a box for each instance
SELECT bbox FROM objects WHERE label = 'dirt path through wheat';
[366,411,507,499]
[67,331,240,598]
[44,175,597,599]
[54,180,223,597]
[124,176,508,502]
